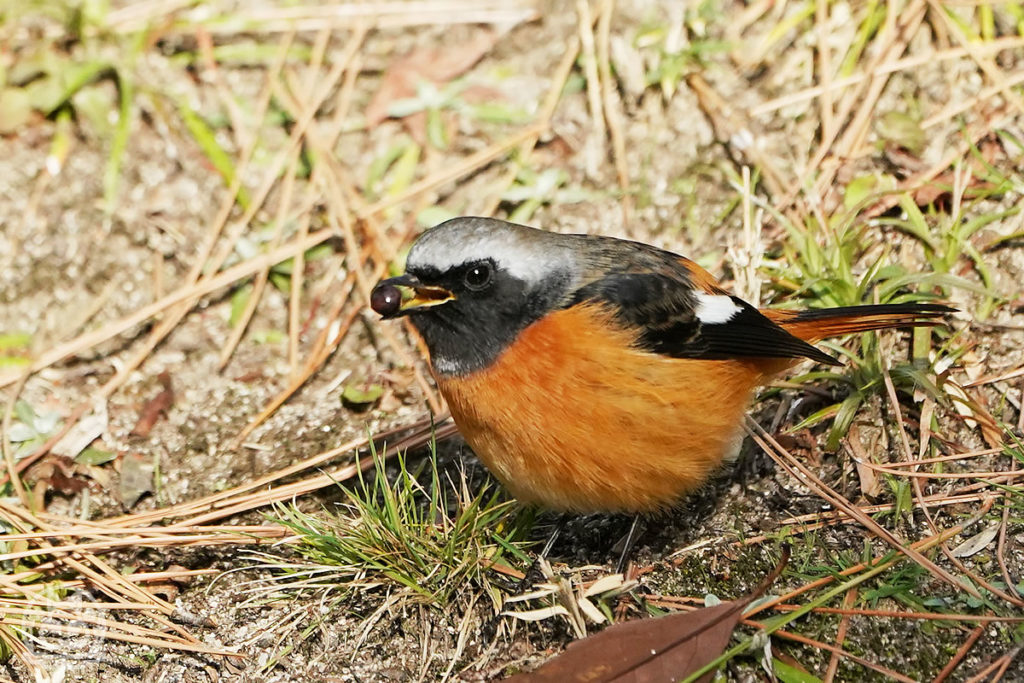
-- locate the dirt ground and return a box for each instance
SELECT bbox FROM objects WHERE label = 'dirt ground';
[1,1,1023,681]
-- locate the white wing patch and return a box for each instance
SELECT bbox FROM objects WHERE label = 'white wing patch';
[695,292,741,324]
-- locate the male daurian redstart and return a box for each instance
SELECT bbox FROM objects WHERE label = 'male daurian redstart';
[370,217,952,514]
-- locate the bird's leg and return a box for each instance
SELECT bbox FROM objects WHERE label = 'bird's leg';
[538,515,565,559]
[615,515,646,575]
[514,513,568,593]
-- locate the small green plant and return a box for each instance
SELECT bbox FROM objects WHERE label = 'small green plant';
[878,166,1015,320]
[0,333,32,370]
[502,167,594,224]
[237,437,533,670]
[635,4,730,99]
[387,79,528,149]
[7,400,61,461]
[757,212,964,449]
[268,437,532,606]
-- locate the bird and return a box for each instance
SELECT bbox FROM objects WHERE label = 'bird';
[370,216,953,515]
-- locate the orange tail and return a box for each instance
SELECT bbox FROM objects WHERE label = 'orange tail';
[762,303,955,343]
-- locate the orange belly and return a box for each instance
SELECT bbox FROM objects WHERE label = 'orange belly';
[435,305,770,513]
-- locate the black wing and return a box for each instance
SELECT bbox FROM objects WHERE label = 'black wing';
[568,270,841,366]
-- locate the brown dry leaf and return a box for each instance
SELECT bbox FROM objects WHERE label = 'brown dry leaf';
[945,350,1005,446]
[508,549,790,682]
[953,351,1005,447]
[132,371,174,437]
[966,388,1005,449]
[165,564,198,586]
[149,582,181,602]
[32,455,88,496]
[846,423,883,500]
[233,369,265,383]
[507,601,745,683]
[48,468,88,495]
[911,175,996,209]
[365,28,499,131]
[911,136,1003,209]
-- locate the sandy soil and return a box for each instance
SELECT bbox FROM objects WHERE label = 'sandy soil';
[1,1,1022,681]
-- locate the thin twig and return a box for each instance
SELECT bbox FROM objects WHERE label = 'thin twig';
[750,36,1024,116]
[480,37,580,216]
[597,0,630,224]
[1,370,31,507]
[770,628,918,683]
[823,588,858,683]
[815,0,834,144]
[576,0,606,153]
[0,229,332,392]
[746,419,982,600]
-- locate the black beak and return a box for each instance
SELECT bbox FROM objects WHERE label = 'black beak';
[370,274,454,319]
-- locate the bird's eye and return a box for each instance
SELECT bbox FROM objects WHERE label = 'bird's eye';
[464,262,492,290]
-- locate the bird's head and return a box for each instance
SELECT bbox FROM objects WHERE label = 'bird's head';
[371,217,582,376]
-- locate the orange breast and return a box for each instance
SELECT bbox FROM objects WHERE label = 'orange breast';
[435,305,770,513]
